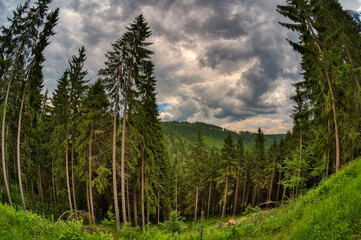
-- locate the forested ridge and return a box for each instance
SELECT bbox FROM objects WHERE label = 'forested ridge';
[1,0,361,239]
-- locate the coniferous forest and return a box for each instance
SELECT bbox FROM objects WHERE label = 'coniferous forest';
[1,0,361,239]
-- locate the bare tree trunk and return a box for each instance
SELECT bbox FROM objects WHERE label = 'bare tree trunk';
[89,124,95,224]
[86,181,91,225]
[267,160,276,208]
[207,182,212,219]
[233,169,240,216]
[126,178,131,222]
[52,156,57,209]
[281,187,287,206]
[133,186,138,227]
[212,185,216,217]
[17,82,27,210]
[241,167,248,213]
[175,170,178,211]
[276,171,281,202]
[31,180,36,211]
[65,127,73,211]
[251,185,257,207]
[1,76,12,206]
[71,143,77,212]
[194,181,199,222]
[221,175,228,219]
[296,131,302,197]
[121,69,132,224]
[38,164,44,211]
[112,82,120,231]
[141,147,145,231]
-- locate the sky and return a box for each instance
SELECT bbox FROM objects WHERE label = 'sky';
[1,0,360,134]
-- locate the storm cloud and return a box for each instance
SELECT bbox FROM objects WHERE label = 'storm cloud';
[1,0,360,133]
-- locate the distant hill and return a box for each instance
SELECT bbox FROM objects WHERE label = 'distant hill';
[161,121,285,160]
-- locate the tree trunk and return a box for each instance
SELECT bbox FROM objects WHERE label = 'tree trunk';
[38,164,44,211]
[133,186,138,227]
[267,160,276,208]
[89,124,95,224]
[112,82,120,231]
[65,128,73,211]
[17,82,27,210]
[141,147,145,231]
[281,187,287,206]
[296,131,302,197]
[86,181,91,225]
[222,175,228,219]
[31,180,36,211]
[121,65,132,224]
[207,182,212,219]
[194,181,199,222]
[1,74,12,206]
[251,185,257,207]
[175,170,178,211]
[276,171,281,202]
[126,178,131,222]
[52,156,57,209]
[212,184,216,217]
[233,169,240,216]
[71,142,77,212]
[241,167,248,213]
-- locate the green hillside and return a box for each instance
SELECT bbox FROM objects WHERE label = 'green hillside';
[161,121,285,159]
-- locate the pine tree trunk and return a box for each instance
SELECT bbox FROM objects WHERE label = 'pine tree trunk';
[233,169,240,216]
[296,131,302,197]
[52,156,57,209]
[194,181,199,222]
[141,147,145,231]
[38,164,44,211]
[133,186,138,227]
[251,185,257,207]
[212,185,216,217]
[31,179,36,211]
[1,75,12,206]
[89,124,95,224]
[175,170,178,211]
[276,171,281,202]
[267,160,276,208]
[241,167,248,213]
[207,182,212,219]
[71,143,77,212]
[17,82,27,210]
[65,128,73,211]
[121,66,132,224]
[222,175,228,219]
[112,82,120,231]
[126,178,131,222]
[281,187,287,206]
[86,181,91,225]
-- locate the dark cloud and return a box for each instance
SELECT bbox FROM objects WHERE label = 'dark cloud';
[1,0,357,133]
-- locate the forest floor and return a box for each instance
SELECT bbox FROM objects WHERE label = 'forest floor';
[1,158,361,239]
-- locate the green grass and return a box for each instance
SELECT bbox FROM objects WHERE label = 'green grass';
[0,203,112,240]
[2,158,361,239]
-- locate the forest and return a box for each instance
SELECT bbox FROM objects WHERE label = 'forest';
[1,0,361,239]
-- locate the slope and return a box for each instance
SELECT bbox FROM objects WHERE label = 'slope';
[230,157,361,239]
[161,121,285,160]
